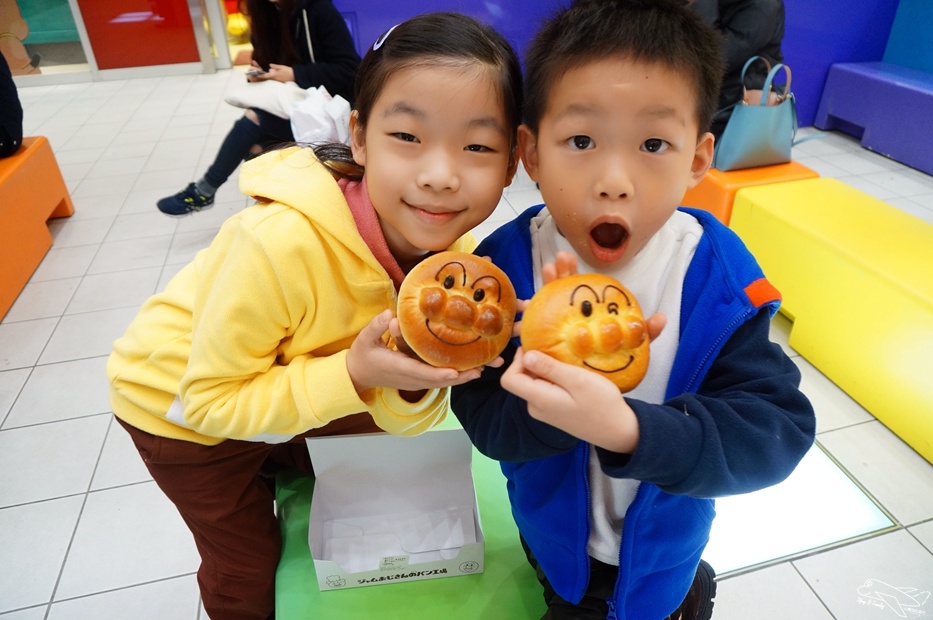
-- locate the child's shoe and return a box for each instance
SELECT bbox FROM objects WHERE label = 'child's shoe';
[157,183,214,216]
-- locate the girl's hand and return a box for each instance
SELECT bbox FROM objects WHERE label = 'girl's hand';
[501,347,640,454]
[255,63,295,84]
[347,311,483,396]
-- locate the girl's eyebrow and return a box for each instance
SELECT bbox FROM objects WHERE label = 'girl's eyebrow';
[384,101,424,119]
[384,102,506,134]
[470,116,507,134]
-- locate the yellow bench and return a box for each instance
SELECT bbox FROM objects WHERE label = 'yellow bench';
[682,160,818,225]
[730,178,933,464]
[0,136,74,320]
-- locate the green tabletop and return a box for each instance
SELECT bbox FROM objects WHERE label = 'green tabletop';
[275,424,547,619]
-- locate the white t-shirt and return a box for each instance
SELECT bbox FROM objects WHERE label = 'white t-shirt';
[529,208,703,565]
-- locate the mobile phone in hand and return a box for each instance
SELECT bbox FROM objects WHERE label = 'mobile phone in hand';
[246,68,266,77]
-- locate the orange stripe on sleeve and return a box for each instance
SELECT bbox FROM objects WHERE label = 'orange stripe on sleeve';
[744,278,782,308]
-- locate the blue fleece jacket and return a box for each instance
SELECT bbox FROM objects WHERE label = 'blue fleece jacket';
[451,206,815,619]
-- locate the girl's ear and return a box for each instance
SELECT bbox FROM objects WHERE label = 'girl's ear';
[687,131,715,189]
[349,110,366,166]
[504,149,520,187]
[517,125,540,183]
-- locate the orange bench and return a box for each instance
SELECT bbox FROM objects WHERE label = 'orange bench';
[0,136,74,320]
[682,160,818,225]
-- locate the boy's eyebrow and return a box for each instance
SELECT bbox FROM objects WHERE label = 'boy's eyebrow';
[638,105,685,121]
[554,103,685,122]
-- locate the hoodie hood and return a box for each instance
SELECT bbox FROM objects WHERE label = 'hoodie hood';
[238,146,371,257]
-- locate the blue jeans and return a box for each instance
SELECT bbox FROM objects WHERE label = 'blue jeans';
[203,108,294,189]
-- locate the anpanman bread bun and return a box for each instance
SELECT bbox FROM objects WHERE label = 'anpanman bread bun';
[521,273,649,392]
[398,251,517,371]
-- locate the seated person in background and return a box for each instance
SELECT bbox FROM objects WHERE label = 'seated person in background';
[451,1,814,618]
[690,0,785,140]
[157,0,360,216]
[0,53,23,158]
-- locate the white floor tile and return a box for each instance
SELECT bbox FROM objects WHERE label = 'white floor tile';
[166,229,220,265]
[818,421,933,526]
[30,244,97,282]
[911,521,933,555]
[87,235,173,275]
[90,417,153,491]
[3,357,111,429]
[3,278,81,323]
[0,318,58,370]
[0,368,30,425]
[47,216,112,248]
[862,169,933,197]
[65,267,162,315]
[504,188,544,213]
[0,415,109,506]
[103,211,178,243]
[55,482,200,600]
[715,563,834,620]
[704,445,892,575]
[65,192,125,222]
[794,530,933,620]
[795,356,874,434]
[0,606,49,619]
[38,307,139,365]
[0,496,84,613]
[47,575,201,620]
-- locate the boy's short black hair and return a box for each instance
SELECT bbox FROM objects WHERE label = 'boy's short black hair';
[523,0,724,135]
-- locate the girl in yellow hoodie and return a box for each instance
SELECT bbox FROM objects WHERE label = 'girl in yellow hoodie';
[106,13,522,619]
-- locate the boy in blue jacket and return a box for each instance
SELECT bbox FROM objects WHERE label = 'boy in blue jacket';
[450,1,815,618]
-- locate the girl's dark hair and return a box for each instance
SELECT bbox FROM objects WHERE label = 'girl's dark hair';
[313,12,523,182]
[241,0,301,70]
[524,0,724,136]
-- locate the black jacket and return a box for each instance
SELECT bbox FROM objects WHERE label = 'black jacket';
[0,53,24,158]
[691,0,785,137]
[258,0,360,104]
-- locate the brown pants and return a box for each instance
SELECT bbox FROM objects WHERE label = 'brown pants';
[117,413,380,620]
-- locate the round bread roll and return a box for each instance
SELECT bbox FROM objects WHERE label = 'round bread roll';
[398,251,517,371]
[520,273,649,392]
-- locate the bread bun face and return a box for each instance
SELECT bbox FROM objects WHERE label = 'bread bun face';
[398,252,517,370]
[521,273,649,392]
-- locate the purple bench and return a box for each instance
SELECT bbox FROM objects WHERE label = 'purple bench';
[814,62,933,176]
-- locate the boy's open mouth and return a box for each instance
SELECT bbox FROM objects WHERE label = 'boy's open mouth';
[591,222,627,249]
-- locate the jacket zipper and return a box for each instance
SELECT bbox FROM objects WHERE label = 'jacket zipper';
[684,308,751,391]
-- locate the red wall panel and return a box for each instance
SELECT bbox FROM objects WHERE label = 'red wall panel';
[76,0,200,69]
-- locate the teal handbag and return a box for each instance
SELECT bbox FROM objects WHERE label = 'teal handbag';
[712,57,798,171]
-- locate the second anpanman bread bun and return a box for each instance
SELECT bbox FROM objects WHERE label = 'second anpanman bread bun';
[521,273,649,392]
[398,251,517,371]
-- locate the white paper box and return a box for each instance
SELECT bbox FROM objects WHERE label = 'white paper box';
[306,429,485,591]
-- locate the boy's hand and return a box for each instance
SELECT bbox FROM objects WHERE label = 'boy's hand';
[347,311,483,395]
[515,251,667,341]
[501,347,639,454]
[542,251,579,284]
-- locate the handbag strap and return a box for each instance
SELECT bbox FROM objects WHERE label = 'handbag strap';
[740,55,772,85]
[759,63,792,106]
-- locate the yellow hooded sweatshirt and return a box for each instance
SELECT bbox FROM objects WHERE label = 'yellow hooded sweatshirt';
[107,147,474,445]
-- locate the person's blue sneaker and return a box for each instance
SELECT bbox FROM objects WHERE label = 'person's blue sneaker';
[157,183,214,216]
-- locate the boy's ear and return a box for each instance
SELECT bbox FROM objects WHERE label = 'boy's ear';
[517,125,541,183]
[349,110,366,166]
[687,131,715,189]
